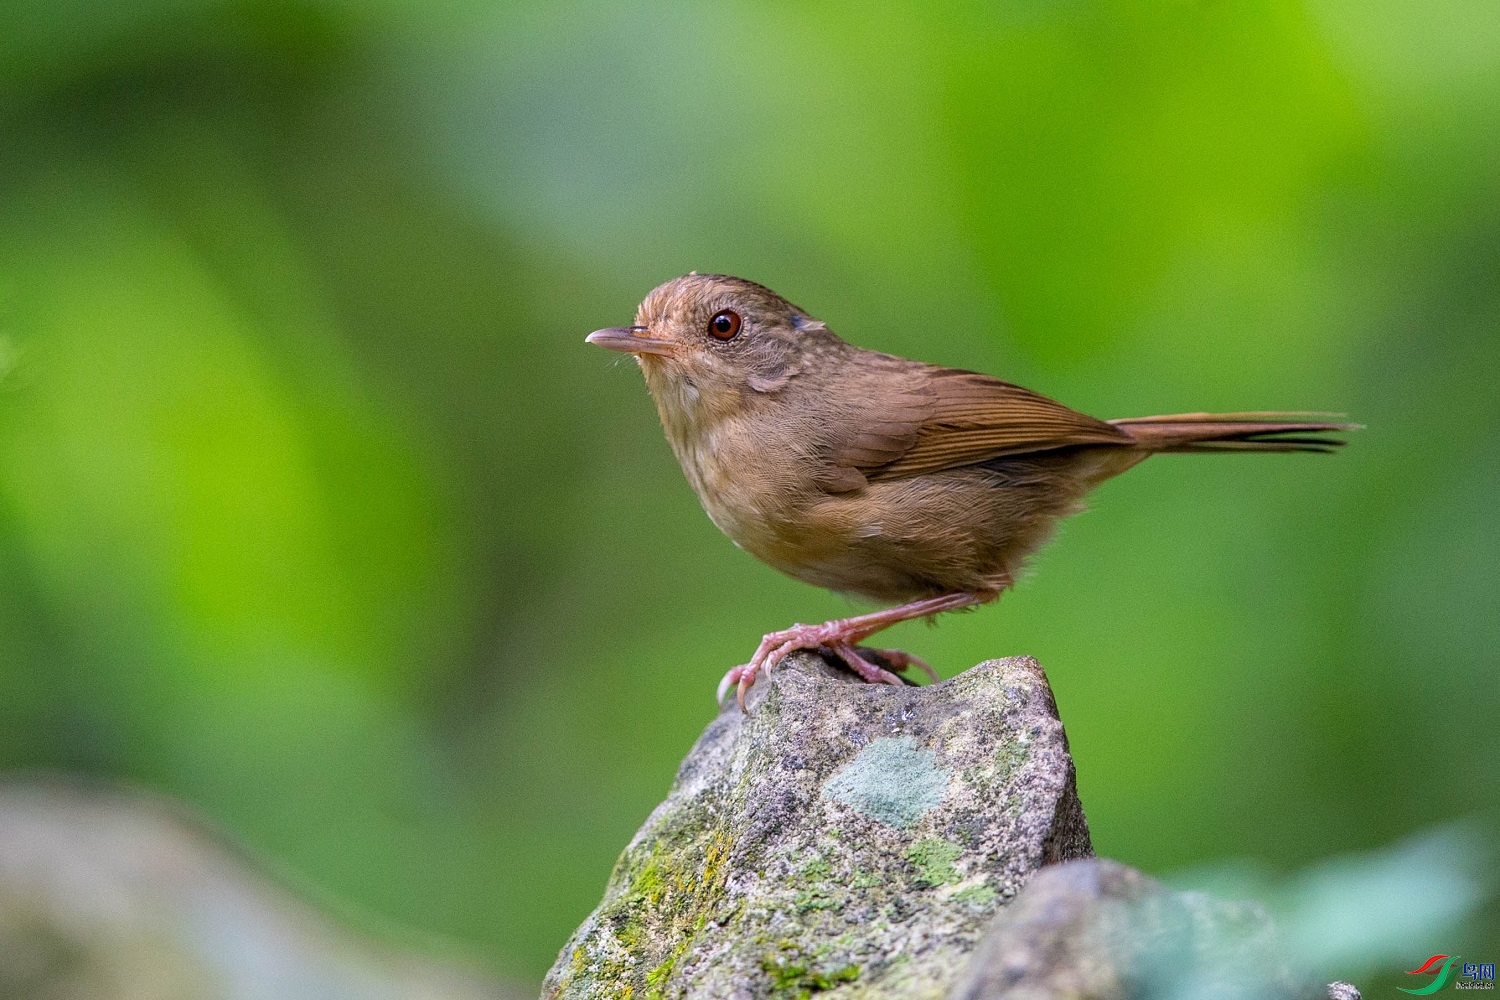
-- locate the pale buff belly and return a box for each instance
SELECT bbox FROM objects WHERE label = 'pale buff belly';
[686,464,1078,606]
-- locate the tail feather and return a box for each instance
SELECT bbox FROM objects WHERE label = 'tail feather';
[1109,412,1360,454]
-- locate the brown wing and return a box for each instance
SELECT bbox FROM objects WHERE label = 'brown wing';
[829,365,1131,486]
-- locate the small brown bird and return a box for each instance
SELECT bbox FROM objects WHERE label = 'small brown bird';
[587,274,1354,707]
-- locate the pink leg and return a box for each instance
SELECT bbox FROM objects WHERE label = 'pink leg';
[718,592,981,708]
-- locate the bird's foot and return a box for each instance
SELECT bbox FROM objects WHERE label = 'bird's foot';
[716,593,981,709]
[715,643,926,707]
[823,642,906,686]
[856,646,940,684]
[718,622,911,709]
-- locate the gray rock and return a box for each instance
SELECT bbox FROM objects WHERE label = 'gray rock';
[949,858,1342,1000]
[543,653,1091,1000]
[0,781,520,1000]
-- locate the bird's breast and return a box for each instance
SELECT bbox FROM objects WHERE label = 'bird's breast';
[673,423,782,539]
[664,415,837,570]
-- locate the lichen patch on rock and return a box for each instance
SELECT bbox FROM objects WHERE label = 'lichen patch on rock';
[821,736,951,828]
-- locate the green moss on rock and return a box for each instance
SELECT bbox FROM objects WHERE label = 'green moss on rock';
[906,837,964,888]
[762,946,860,998]
[951,884,999,908]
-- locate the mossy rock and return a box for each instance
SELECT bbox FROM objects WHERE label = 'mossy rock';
[542,654,1091,1000]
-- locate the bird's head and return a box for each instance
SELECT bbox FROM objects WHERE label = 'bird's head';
[586,274,833,426]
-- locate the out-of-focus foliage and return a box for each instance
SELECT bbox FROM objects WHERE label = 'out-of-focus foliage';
[0,0,1494,986]
[1174,822,1494,993]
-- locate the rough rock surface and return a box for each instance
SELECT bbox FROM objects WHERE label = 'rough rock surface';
[950,858,1339,1000]
[543,653,1091,1000]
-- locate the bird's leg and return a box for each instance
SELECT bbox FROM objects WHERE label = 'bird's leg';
[719,592,981,708]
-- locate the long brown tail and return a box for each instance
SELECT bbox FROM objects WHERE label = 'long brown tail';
[1109,412,1360,454]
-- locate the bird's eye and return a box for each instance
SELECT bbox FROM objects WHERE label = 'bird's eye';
[708,310,741,341]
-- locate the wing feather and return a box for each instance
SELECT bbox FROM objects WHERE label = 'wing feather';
[828,365,1130,485]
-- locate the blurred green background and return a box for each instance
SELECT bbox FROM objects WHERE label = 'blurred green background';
[1,0,1496,989]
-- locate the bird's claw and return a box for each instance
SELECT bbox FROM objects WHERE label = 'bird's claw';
[716,663,762,707]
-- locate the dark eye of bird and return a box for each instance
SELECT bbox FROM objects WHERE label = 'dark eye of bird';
[708,310,742,340]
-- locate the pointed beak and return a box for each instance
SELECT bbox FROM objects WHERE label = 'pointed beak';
[585,326,677,356]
